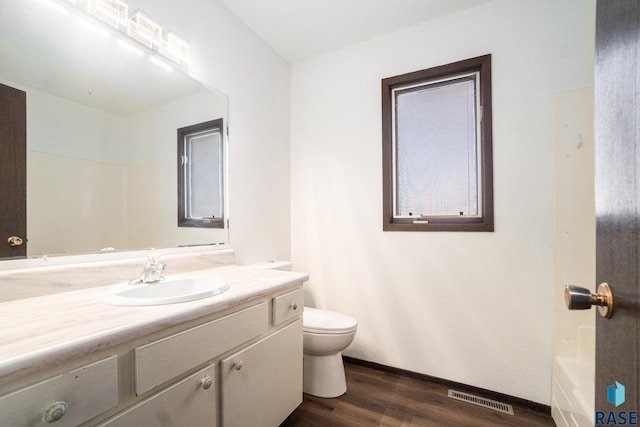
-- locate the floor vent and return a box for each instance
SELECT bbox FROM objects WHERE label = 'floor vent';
[447,390,515,415]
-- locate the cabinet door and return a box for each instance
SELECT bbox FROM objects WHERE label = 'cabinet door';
[221,320,302,427]
[100,365,216,427]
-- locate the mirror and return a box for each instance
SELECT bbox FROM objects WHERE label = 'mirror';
[0,0,229,258]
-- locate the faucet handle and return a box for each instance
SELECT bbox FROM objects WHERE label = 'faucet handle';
[146,249,161,265]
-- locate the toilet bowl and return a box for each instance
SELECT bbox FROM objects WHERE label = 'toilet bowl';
[303,307,357,398]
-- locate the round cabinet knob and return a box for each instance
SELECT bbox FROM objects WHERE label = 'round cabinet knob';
[290,302,298,310]
[201,375,213,390]
[43,401,68,424]
[564,283,614,318]
[233,360,243,371]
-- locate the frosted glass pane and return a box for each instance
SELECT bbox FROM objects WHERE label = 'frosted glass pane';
[187,131,221,218]
[395,77,478,217]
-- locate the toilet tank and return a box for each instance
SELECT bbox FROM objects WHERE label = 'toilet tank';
[246,261,293,271]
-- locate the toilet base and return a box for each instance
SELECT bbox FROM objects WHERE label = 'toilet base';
[303,352,347,398]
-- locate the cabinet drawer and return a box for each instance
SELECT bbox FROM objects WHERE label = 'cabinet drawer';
[0,356,118,427]
[135,302,268,395]
[100,365,216,427]
[272,288,304,325]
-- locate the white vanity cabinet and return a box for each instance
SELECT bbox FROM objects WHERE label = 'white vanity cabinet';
[117,288,303,426]
[114,288,303,427]
[0,276,305,427]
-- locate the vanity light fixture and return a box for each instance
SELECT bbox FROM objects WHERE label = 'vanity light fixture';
[37,0,189,71]
[161,31,190,67]
[127,10,162,49]
[87,0,128,29]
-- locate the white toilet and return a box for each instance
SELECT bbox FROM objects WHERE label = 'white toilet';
[303,307,357,398]
[246,261,358,398]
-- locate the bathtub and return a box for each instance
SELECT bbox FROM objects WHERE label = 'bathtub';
[551,325,595,427]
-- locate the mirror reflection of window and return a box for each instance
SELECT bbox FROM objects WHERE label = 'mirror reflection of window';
[178,119,225,228]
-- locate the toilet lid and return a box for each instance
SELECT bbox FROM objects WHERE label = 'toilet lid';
[303,307,358,334]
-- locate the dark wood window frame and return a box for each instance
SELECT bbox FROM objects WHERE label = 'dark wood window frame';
[177,118,224,229]
[382,54,494,232]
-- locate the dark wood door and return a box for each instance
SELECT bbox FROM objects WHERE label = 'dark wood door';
[594,0,639,419]
[0,83,27,258]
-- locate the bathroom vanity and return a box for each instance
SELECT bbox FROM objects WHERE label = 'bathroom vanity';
[0,255,306,426]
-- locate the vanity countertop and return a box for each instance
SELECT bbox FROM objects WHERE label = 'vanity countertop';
[0,265,308,384]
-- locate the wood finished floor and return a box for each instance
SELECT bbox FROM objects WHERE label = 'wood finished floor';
[281,360,555,427]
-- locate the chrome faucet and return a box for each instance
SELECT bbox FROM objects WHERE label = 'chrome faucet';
[129,253,167,285]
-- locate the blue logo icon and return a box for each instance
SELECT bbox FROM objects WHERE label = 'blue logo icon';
[608,381,626,407]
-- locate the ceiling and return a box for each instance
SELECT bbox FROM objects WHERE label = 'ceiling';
[218,0,492,63]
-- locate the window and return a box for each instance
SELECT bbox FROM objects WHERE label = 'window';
[178,119,225,228]
[382,54,493,231]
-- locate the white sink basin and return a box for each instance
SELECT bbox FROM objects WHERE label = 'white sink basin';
[101,276,229,306]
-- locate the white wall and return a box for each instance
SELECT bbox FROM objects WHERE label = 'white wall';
[130,0,292,264]
[290,0,595,404]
